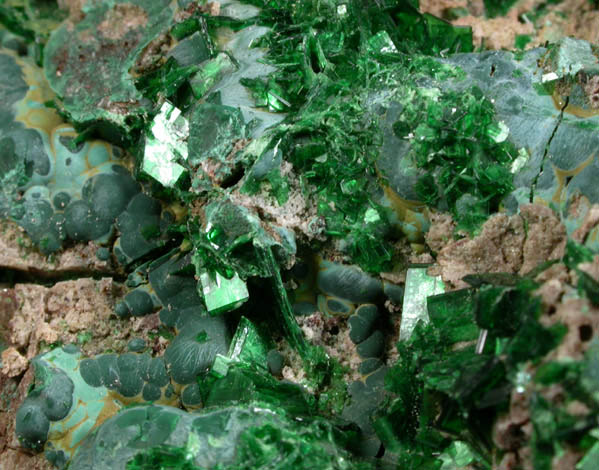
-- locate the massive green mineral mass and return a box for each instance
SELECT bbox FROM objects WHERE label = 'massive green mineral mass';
[2,1,599,469]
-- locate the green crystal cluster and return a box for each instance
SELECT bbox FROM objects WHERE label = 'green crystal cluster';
[1,1,599,470]
[377,243,599,469]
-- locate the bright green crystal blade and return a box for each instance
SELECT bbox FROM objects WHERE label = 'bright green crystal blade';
[400,267,445,341]
[211,316,269,378]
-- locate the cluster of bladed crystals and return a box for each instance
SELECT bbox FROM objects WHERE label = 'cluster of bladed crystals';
[0,1,598,470]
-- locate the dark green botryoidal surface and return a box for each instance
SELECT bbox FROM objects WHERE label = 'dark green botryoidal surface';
[2,1,599,470]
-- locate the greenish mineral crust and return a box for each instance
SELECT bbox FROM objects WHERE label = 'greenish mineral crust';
[3,1,599,470]
[43,0,180,144]
[71,403,367,470]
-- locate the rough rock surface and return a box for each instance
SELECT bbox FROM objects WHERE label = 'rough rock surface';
[0,219,114,276]
[492,259,598,470]
[296,312,362,382]
[421,0,599,49]
[428,205,567,288]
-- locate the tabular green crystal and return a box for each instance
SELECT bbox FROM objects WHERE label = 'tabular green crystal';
[188,102,247,190]
[400,267,445,340]
[198,268,249,315]
[167,31,210,68]
[211,316,269,377]
[577,440,599,470]
[142,102,189,188]
[256,245,308,357]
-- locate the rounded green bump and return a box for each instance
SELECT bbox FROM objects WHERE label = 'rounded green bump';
[114,192,163,263]
[136,353,151,380]
[96,246,111,261]
[325,297,353,316]
[64,200,98,241]
[317,262,383,303]
[38,232,61,254]
[356,330,385,359]
[383,281,404,305]
[116,353,144,398]
[52,192,71,210]
[348,304,379,344]
[142,383,162,402]
[84,172,140,222]
[39,368,74,421]
[128,338,146,352]
[19,200,54,243]
[96,354,120,390]
[45,449,68,468]
[124,289,154,317]
[15,402,49,452]
[147,358,170,388]
[293,301,318,316]
[165,316,230,385]
[267,349,284,376]
[359,358,384,375]
[181,383,203,408]
[114,301,130,318]
[127,192,162,217]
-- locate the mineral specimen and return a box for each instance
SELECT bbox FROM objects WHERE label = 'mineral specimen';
[1,1,599,470]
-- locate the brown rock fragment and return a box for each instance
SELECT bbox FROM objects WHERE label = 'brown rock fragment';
[541,297,599,361]
[436,212,525,288]
[434,205,566,288]
[424,211,455,253]
[0,348,28,378]
[9,278,121,361]
[519,205,567,275]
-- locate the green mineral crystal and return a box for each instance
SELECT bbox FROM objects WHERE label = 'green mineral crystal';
[211,316,269,377]
[142,102,189,187]
[6,1,599,469]
[400,267,445,340]
[198,268,249,315]
[188,52,237,99]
